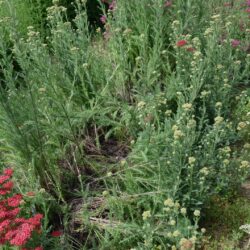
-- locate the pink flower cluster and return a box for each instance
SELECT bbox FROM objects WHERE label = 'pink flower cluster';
[0,168,43,249]
[231,39,240,47]
[100,0,116,24]
[245,0,250,15]
[175,39,196,52]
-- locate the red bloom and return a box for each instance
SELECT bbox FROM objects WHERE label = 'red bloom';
[0,189,9,195]
[0,219,10,232]
[7,194,23,207]
[2,181,14,190]
[27,213,43,227]
[51,230,62,237]
[0,211,7,219]
[176,40,188,47]
[8,207,20,218]
[5,228,18,241]
[10,223,34,246]
[3,168,13,177]
[14,218,26,224]
[35,247,43,250]
[0,175,10,185]
[0,168,43,248]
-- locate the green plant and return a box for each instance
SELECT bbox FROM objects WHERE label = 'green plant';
[0,0,249,249]
[202,195,250,250]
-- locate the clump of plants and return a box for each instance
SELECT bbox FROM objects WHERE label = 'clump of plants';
[0,0,249,249]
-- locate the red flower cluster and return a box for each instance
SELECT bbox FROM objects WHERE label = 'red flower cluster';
[51,230,62,237]
[0,168,14,196]
[0,168,43,249]
[176,39,188,47]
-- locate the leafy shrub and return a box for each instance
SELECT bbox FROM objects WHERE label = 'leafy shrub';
[0,0,249,249]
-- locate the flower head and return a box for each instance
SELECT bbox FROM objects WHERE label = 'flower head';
[164,198,174,207]
[181,207,187,215]
[214,116,224,125]
[231,39,240,47]
[194,210,200,217]
[169,219,176,226]
[176,40,188,47]
[182,103,192,111]
[10,223,35,246]
[51,230,62,237]
[240,161,249,169]
[0,175,10,185]
[3,168,13,177]
[7,194,23,207]
[109,0,116,10]
[188,157,196,165]
[180,238,193,249]
[100,15,107,24]
[173,230,180,237]
[142,210,151,220]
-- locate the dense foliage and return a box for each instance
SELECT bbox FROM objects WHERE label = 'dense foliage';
[0,0,249,249]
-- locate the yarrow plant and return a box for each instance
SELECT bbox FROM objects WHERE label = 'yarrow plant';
[0,168,43,249]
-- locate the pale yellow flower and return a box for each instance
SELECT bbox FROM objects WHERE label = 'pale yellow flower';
[173,230,180,237]
[182,103,192,111]
[164,198,174,207]
[240,161,250,169]
[237,121,247,130]
[137,101,146,109]
[215,102,222,108]
[181,207,187,215]
[142,210,151,220]
[199,167,209,176]
[102,190,109,196]
[214,116,224,125]
[169,219,176,226]
[188,157,196,165]
[194,210,200,217]
[174,130,184,140]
